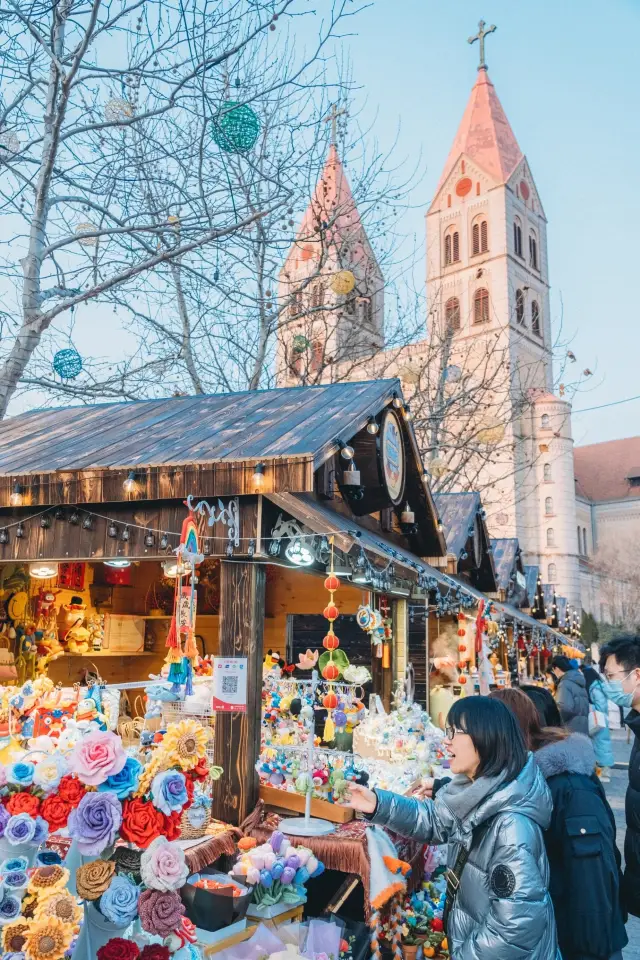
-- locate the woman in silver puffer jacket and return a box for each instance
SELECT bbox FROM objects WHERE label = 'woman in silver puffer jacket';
[348,697,560,960]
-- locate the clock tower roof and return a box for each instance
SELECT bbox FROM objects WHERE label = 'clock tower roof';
[435,69,523,196]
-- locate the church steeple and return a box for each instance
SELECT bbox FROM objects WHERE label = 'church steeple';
[433,68,522,199]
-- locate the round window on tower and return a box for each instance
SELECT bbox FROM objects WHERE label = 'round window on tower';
[455,177,472,197]
[519,180,530,203]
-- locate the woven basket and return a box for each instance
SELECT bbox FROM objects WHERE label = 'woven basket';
[180,777,213,840]
[117,716,144,748]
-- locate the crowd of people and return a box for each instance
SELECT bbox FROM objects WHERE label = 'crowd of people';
[347,633,640,960]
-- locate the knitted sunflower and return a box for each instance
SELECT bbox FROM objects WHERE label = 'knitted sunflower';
[35,890,83,928]
[161,719,210,771]
[27,866,69,897]
[2,920,29,953]
[24,916,74,960]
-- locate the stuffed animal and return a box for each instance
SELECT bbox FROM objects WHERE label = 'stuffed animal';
[57,595,86,644]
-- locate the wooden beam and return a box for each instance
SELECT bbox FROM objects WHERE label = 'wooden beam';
[393,598,408,689]
[211,561,265,825]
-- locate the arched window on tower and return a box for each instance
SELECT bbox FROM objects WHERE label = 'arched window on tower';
[445,297,461,332]
[310,339,324,374]
[473,287,489,324]
[541,414,550,430]
[543,463,552,482]
[545,496,554,515]
[471,218,488,255]
[515,288,525,324]
[531,300,541,336]
[529,231,539,270]
[547,527,555,547]
[583,527,588,557]
[289,290,302,318]
[310,283,324,310]
[444,227,460,266]
[514,218,523,258]
[577,526,583,554]
[548,563,557,584]
[361,297,373,328]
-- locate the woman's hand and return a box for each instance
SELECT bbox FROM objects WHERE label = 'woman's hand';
[346,783,377,814]
[412,778,434,800]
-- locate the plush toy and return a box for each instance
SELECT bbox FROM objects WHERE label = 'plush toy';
[57,595,87,644]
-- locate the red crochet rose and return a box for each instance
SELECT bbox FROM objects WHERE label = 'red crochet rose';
[120,798,164,849]
[161,809,182,842]
[5,792,40,817]
[97,938,140,960]
[57,775,86,807]
[190,758,209,782]
[431,918,444,932]
[139,947,170,960]
[40,794,71,831]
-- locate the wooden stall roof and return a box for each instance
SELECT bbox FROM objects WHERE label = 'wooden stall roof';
[0,380,398,475]
[490,538,521,593]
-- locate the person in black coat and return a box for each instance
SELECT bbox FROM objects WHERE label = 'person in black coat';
[493,688,627,960]
[600,634,640,918]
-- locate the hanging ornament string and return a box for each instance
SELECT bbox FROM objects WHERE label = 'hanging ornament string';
[321,537,341,742]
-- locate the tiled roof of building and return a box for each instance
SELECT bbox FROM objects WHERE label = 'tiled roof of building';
[490,538,519,592]
[574,436,640,502]
[434,491,481,558]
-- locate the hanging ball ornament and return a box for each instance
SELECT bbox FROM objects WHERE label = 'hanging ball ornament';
[0,130,20,155]
[323,603,339,622]
[104,98,134,123]
[75,222,98,246]
[324,575,340,592]
[211,101,260,154]
[322,632,340,651]
[322,692,338,710]
[428,456,448,479]
[330,270,356,296]
[53,348,83,380]
[322,662,340,682]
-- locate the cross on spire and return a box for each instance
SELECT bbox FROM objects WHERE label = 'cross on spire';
[324,103,346,147]
[468,19,497,71]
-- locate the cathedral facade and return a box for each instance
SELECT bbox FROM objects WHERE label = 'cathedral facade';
[277,50,587,615]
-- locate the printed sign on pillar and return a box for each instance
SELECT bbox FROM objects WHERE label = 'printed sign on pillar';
[212,657,248,712]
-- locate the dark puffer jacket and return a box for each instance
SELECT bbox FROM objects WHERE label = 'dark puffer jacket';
[535,733,628,960]
[555,669,589,734]
[624,709,640,917]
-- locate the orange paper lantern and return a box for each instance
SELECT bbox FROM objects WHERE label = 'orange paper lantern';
[323,603,339,621]
[324,575,340,592]
[458,644,467,653]
[323,692,338,709]
[322,633,340,651]
[458,675,467,685]
[322,662,340,681]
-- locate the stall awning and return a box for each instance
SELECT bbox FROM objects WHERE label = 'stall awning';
[265,493,568,643]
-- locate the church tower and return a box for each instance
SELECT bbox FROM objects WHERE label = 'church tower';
[276,120,384,387]
[426,22,579,607]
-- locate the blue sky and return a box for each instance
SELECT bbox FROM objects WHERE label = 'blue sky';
[335,0,639,446]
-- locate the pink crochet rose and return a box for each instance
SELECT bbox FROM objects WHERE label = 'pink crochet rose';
[68,731,127,787]
[140,837,188,892]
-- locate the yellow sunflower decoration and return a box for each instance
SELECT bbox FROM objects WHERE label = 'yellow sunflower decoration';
[2,921,29,954]
[24,916,74,960]
[35,891,83,929]
[136,718,211,795]
[27,866,69,898]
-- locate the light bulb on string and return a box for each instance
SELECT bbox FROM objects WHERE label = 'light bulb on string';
[9,483,23,507]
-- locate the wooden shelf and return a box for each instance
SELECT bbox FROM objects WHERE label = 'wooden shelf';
[63,651,157,658]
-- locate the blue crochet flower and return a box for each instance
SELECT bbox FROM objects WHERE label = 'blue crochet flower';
[0,859,28,874]
[99,757,142,800]
[3,872,28,893]
[150,770,188,816]
[0,893,21,925]
[6,763,34,788]
[99,875,139,926]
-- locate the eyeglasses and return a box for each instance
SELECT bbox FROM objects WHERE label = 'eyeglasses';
[444,726,468,741]
[603,668,634,682]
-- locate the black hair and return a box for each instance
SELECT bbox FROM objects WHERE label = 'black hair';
[446,696,527,782]
[580,664,602,697]
[520,684,563,728]
[599,635,640,673]
[550,655,573,673]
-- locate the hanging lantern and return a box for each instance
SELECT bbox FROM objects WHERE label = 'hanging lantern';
[322,632,340,651]
[322,662,340,681]
[211,101,260,153]
[476,418,505,446]
[428,455,448,479]
[322,692,338,710]
[323,602,339,621]
[291,334,310,355]
[53,348,83,380]
[324,574,340,592]
[104,98,134,123]
[75,223,98,246]
[0,130,20,155]
[330,270,356,295]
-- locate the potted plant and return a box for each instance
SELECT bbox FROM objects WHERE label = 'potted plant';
[400,924,421,960]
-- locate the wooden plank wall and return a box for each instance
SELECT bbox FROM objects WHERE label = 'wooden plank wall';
[0,462,314,508]
[212,562,265,825]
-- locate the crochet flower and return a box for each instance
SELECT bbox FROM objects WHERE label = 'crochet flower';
[5,795,40,819]
[56,776,86,808]
[32,818,48,846]
[39,796,71,833]
[27,866,69,897]
[4,815,36,846]
[160,811,182,843]
[67,791,121,856]
[0,895,21,926]
[0,767,6,790]
[99,757,142,800]
[68,731,126,787]
[140,837,188,892]
[138,889,184,937]
[34,890,82,928]
[32,756,67,795]
[120,799,163,850]
[6,763,34,789]
[139,947,170,960]
[23,916,73,960]
[150,771,188,817]
[4,872,28,894]
[159,720,210,772]
[1,920,28,953]
[99,875,140,926]
[97,939,140,960]
[76,859,115,901]
[35,852,62,868]
[0,860,28,875]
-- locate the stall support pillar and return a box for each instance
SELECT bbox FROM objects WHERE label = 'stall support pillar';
[393,598,408,695]
[212,561,266,825]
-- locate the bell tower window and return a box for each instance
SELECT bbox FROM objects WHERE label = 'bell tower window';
[473,288,489,324]
[515,288,525,324]
[444,227,460,266]
[445,297,461,331]
[514,218,523,258]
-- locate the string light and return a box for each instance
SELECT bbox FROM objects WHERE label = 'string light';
[144,532,155,547]
[123,471,138,494]
[252,462,265,491]
[69,510,80,525]
[366,417,379,435]
[9,483,23,507]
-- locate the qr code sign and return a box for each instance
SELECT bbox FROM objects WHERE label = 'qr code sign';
[221,675,238,695]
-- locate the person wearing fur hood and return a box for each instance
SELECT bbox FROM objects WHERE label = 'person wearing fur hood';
[491,688,627,960]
